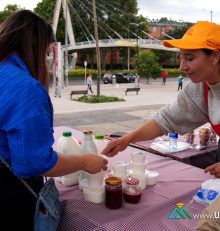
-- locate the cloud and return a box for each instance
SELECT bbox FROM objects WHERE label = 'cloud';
[137,0,220,23]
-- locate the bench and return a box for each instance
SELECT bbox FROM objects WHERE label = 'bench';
[125,87,140,95]
[70,90,87,99]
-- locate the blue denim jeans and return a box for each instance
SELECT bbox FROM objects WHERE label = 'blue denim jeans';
[34,178,62,231]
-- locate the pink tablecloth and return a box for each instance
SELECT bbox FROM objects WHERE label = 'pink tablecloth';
[54,126,214,231]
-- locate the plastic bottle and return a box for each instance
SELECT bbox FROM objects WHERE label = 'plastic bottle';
[95,134,106,154]
[56,131,80,186]
[79,130,98,189]
[169,132,178,150]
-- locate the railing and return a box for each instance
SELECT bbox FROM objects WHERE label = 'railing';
[61,39,177,51]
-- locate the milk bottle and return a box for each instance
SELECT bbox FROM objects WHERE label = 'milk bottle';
[57,131,80,186]
[79,130,98,190]
[94,134,107,154]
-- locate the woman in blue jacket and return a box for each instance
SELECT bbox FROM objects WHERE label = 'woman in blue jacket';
[0,10,107,229]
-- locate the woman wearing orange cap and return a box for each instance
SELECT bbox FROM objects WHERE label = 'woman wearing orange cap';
[102,21,220,177]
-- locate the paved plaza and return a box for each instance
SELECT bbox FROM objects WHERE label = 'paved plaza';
[51,77,186,134]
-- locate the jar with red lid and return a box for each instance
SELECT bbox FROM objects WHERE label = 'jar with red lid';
[123,177,142,204]
[105,177,122,209]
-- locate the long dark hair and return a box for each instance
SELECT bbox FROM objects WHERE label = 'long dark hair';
[0,10,55,91]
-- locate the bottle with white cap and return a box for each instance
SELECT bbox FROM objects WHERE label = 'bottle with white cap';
[56,131,80,186]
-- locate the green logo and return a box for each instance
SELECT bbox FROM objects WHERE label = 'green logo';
[168,203,192,219]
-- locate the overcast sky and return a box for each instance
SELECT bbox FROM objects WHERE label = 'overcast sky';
[0,0,220,24]
[137,0,220,24]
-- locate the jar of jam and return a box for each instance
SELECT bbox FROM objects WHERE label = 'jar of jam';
[105,177,122,209]
[123,177,142,204]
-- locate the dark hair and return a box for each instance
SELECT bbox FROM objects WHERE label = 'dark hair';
[201,49,214,55]
[0,10,55,91]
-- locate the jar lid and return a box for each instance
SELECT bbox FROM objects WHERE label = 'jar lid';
[125,177,139,185]
[105,177,122,186]
[199,128,210,134]
[83,129,93,134]
[95,134,104,139]
[169,133,178,138]
[63,131,72,137]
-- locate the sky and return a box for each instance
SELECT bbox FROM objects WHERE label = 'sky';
[137,0,220,24]
[0,0,220,24]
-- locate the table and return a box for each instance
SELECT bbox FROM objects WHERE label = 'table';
[54,126,214,231]
[107,124,218,169]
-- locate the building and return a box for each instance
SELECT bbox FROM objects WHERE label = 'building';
[148,21,183,38]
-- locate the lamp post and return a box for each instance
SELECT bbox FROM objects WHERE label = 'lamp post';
[84,60,87,85]
[130,23,139,75]
[202,9,213,22]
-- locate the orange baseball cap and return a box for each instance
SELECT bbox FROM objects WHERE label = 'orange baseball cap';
[163,21,220,50]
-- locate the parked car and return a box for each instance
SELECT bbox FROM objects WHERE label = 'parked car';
[103,73,136,84]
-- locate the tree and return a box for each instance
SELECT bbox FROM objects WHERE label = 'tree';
[138,50,161,83]
[0,4,22,23]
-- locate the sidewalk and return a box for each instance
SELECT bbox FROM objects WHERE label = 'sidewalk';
[50,78,182,115]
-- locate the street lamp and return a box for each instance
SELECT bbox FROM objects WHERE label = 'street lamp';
[202,9,213,22]
[84,60,87,85]
[130,23,140,75]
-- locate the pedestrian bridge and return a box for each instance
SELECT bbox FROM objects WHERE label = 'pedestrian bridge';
[62,39,178,52]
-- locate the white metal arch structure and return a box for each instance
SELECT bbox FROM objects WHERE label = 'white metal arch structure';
[61,39,179,52]
[52,0,77,69]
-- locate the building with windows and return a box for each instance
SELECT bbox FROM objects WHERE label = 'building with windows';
[148,22,183,38]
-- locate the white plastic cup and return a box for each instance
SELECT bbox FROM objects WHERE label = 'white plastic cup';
[147,171,159,185]
[131,151,146,164]
[132,161,147,175]
[86,170,105,188]
[112,161,128,178]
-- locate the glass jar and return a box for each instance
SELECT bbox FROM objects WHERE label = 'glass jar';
[123,177,142,204]
[185,131,195,145]
[105,177,122,209]
[199,128,210,147]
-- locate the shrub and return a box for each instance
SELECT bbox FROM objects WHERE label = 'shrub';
[75,95,125,103]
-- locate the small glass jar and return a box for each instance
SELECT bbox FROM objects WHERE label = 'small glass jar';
[199,128,210,147]
[185,131,195,144]
[123,177,142,204]
[209,127,217,144]
[105,177,122,209]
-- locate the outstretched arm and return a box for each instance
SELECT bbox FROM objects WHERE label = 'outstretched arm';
[102,119,162,157]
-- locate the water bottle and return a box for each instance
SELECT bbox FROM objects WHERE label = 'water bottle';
[79,130,98,190]
[95,134,107,154]
[169,133,178,150]
[56,131,80,186]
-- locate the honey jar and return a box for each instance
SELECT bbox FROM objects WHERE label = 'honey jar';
[105,177,122,209]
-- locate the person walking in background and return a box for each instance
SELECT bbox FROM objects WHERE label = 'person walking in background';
[161,71,168,85]
[135,74,140,87]
[0,10,107,229]
[87,73,94,94]
[177,74,183,90]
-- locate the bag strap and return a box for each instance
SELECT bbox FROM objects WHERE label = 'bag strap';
[0,154,38,199]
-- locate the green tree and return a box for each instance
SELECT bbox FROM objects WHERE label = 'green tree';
[0,4,22,23]
[138,50,161,83]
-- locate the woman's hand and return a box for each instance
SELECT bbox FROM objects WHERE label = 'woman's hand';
[102,136,130,157]
[83,154,108,173]
[204,163,220,178]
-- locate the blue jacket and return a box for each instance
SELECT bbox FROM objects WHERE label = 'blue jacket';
[0,54,58,178]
